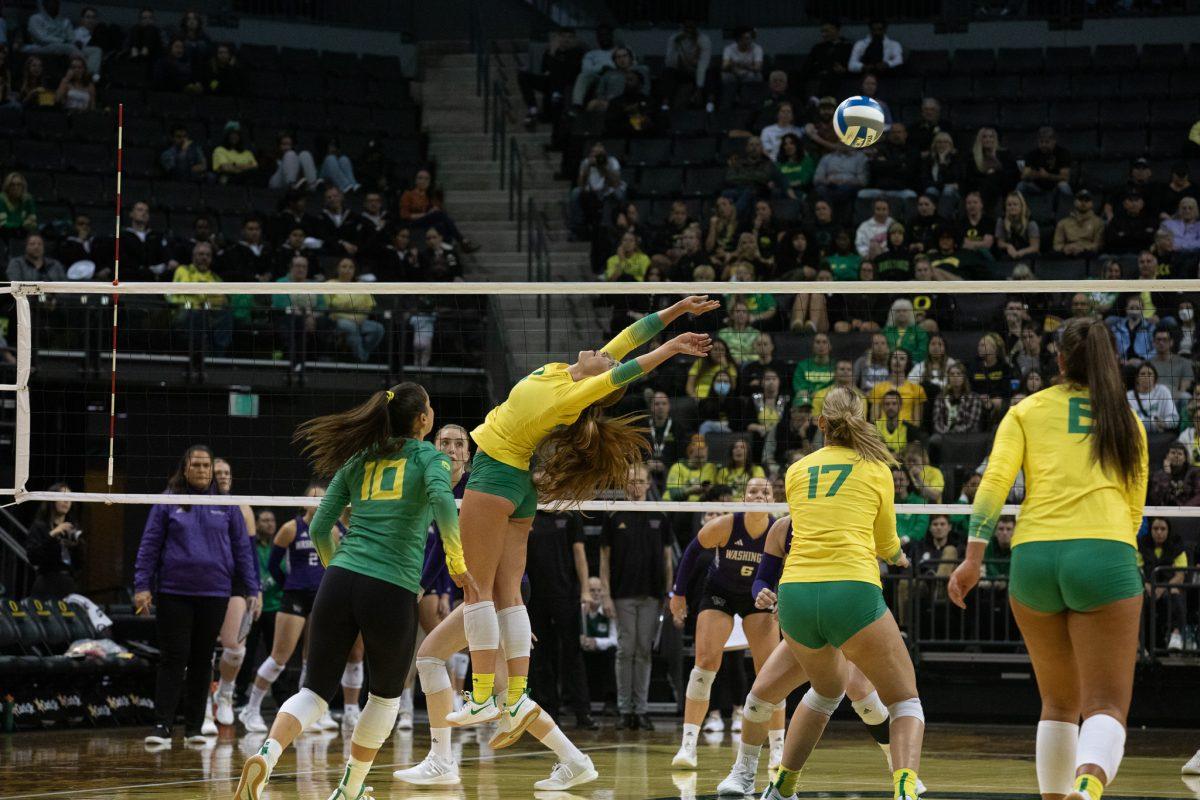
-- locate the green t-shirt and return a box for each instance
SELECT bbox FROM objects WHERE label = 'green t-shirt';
[792,357,834,401]
[824,253,861,281]
[255,540,283,613]
[897,492,929,543]
[719,326,760,364]
[778,155,816,190]
[311,438,463,593]
[885,325,929,364]
[984,539,1011,578]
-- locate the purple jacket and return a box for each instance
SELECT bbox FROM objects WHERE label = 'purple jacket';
[134,489,260,598]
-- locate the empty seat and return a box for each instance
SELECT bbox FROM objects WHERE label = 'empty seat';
[627,138,672,167]
[201,184,248,213]
[886,76,925,104]
[1149,97,1200,128]
[949,102,998,131]
[24,109,71,140]
[925,75,973,102]
[123,146,159,179]
[634,166,683,198]
[154,181,203,212]
[279,47,323,73]
[1035,258,1088,281]
[23,171,56,200]
[998,47,1043,74]
[667,109,708,136]
[0,106,22,136]
[1004,129,1039,159]
[1000,101,1047,130]
[1139,43,1186,71]
[734,82,769,109]
[952,294,1005,328]
[707,109,750,135]
[1118,72,1172,99]
[1056,129,1099,160]
[1098,99,1149,130]
[1068,74,1110,101]
[673,137,718,165]
[683,166,725,197]
[987,74,1024,101]
[123,117,164,148]
[237,44,279,70]
[1050,100,1098,130]
[1079,160,1130,191]
[1149,130,1183,159]
[63,142,113,174]
[1094,45,1138,73]
[1023,74,1071,101]
[1099,129,1147,159]
[599,138,628,159]
[12,140,62,171]
[326,103,374,132]
[1044,46,1092,73]
[954,48,996,74]
[54,174,103,205]
[906,50,951,76]
[1168,72,1200,100]
[322,51,365,78]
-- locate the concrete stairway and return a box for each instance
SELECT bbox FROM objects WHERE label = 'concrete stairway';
[416,44,606,378]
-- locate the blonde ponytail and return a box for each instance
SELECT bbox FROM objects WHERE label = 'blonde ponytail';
[820,386,898,466]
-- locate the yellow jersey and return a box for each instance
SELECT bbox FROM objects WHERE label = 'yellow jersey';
[970,384,1147,548]
[169,264,226,307]
[781,445,901,587]
[470,314,663,470]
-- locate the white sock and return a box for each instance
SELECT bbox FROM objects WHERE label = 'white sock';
[400,687,413,714]
[247,685,267,713]
[738,740,762,767]
[682,722,700,745]
[261,738,284,770]
[539,724,585,763]
[430,727,453,761]
[1037,720,1079,796]
[768,729,784,750]
[218,678,235,698]
[340,756,372,794]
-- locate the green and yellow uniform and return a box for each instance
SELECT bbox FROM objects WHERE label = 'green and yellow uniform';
[716,463,766,498]
[884,325,929,364]
[310,438,465,593]
[792,356,835,402]
[778,446,901,648]
[470,313,664,517]
[969,384,1147,613]
[666,460,718,501]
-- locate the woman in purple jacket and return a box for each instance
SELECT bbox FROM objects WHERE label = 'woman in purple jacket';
[135,444,260,746]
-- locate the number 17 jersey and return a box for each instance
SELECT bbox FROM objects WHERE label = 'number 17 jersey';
[782,445,901,588]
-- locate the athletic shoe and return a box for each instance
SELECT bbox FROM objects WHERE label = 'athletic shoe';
[1185,749,1200,774]
[703,711,725,733]
[313,710,338,732]
[445,692,501,727]
[759,785,795,800]
[636,713,655,731]
[732,710,743,733]
[201,696,219,735]
[533,755,598,791]
[216,692,235,726]
[325,784,372,799]
[672,771,698,800]
[183,727,211,745]
[1170,631,1185,651]
[144,723,172,746]
[879,745,927,794]
[769,739,783,771]
[395,710,414,731]
[393,754,461,785]
[452,693,464,713]
[717,761,757,796]
[342,706,361,739]
[238,707,268,734]
[490,692,542,749]
[233,753,270,800]
[671,740,698,769]
[616,714,635,730]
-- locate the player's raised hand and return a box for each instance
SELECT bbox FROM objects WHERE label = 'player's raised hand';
[673,295,721,318]
[669,332,712,358]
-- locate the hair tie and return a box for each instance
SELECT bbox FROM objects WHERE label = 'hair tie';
[386,390,395,403]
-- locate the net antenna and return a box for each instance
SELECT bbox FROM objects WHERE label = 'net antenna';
[107,103,125,489]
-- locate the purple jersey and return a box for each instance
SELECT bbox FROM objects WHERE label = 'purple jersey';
[421,473,468,596]
[707,512,773,594]
[284,515,342,592]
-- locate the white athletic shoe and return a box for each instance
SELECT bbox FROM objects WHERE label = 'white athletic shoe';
[201,697,218,735]
[393,754,461,785]
[672,740,698,769]
[490,692,541,749]
[1185,749,1200,774]
[759,784,795,800]
[672,771,698,800]
[444,692,501,727]
[341,705,361,739]
[144,724,172,746]
[184,730,211,745]
[326,784,372,799]
[769,739,783,771]
[703,711,725,733]
[216,692,235,727]
[238,707,268,734]
[313,710,338,732]
[717,760,757,796]
[533,755,598,791]
[1170,631,1185,651]
[233,753,270,800]
[452,693,464,713]
[395,709,414,731]
[731,710,743,733]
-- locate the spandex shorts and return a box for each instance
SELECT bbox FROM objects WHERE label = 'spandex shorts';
[466,450,538,519]
[1009,539,1142,613]
[777,580,887,649]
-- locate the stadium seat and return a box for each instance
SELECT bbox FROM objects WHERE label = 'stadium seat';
[201,184,249,214]
[63,142,114,175]
[634,166,683,198]
[1149,97,1200,128]
[1167,72,1200,101]
[673,137,718,166]
[1094,45,1139,73]
[1050,100,1098,131]
[1096,99,1148,130]
[122,147,159,180]
[279,47,323,73]
[682,166,725,197]
[998,47,1043,74]
[0,106,22,136]
[988,74,1024,101]
[1099,129,1148,159]
[999,101,1047,131]
[123,117,164,149]
[905,50,951,76]
[1139,43,1187,71]
[1055,129,1099,160]
[627,138,673,168]
[1035,258,1088,281]
[68,110,117,144]
[24,109,71,141]
[13,140,63,172]
[949,102,999,131]
[154,182,203,213]
[237,43,279,70]
[952,294,1005,328]
[667,109,708,136]
[1068,74,1110,101]
[1023,74,1071,101]
[707,109,750,135]
[53,174,104,206]
[1149,130,1184,159]
[953,48,996,75]
[23,172,56,201]
[887,77,925,104]
[925,75,973,103]
[1119,73,1172,100]
[734,82,769,110]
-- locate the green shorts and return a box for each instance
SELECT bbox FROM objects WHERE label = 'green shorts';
[466,450,538,519]
[1009,539,1142,613]
[777,580,888,649]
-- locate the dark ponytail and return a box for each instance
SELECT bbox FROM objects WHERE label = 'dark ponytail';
[1059,317,1144,488]
[294,382,429,477]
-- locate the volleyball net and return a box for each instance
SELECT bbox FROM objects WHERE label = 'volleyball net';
[4,277,1200,523]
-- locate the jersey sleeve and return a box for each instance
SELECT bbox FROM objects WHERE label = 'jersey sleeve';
[424,453,466,575]
[556,359,648,414]
[601,312,665,360]
[872,467,903,563]
[1125,418,1149,538]
[310,462,353,567]
[969,409,1025,543]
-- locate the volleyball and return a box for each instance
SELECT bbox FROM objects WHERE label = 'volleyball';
[833,95,886,148]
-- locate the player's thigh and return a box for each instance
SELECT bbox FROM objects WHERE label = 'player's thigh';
[1010,597,1081,721]
[353,575,419,697]
[302,569,363,698]
[845,661,878,703]
[743,611,781,671]
[694,610,734,670]
[494,518,533,608]
[418,594,442,634]
[220,595,247,645]
[838,611,917,706]
[750,640,809,705]
[419,603,469,659]
[270,611,307,660]
[459,490,517,596]
[782,635,847,699]
[1067,594,1141,722]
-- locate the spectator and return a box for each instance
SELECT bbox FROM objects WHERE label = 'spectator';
[747,367,789,464]
[666,433,718,501]
[272,226,317,278]
[965,128,1018,213]
[749,69,798,131]
[760,103,802,162]
[739,333,790,395]
[808,357,854,414]
[891,466,929,545]
[921,131,963,219]
[932,362,986,435]
[970,332,1014,411]
[0,172,38,235]
[716,437,765,497]
[1139,518,1189,652]
[776,227,817,280]
[722,136,781,217]
[686,339,736,400]
[177,9,213,65]
[18,55,55,108]
[896,513,956,629]
[804,96,842,156]
[601,465,672,731]
[603,70,655,136]
[903,441,944,503]
[580,575,618,714]
[860,123,918,208]
[1017,127,1073,214]
[804,20,851,94]
[134,444,258,745]
[1150,329,1193,398]
[706,196,740,264]
[54,55,94,111]
[221,216,272,282]
[873,223,911,280]
[995,191,1041,262]
[570,143,625,239]
[24,0,102,78]
[908,333,957,390]
[1021,369,1046,395]
[869,349,925,425]
[722,232,772,281]
[123,200,172,280]
[519,27,586,127]
[271,254,327,364]
[1014,322,1053,377]
[718,300,761,364]
[1149,444,1200,506]
[127,7,165,62]
[1128,362,1179,432]
[211,122,259,184]
[660,22,714,110]
[418,228,464,282]
[160,123,207,181]
[884,299,929,363]
[200,42,243,96]
[309,135,359,194]
[813,147,870,214]
[324,258,383,363]
[25,484,83,599]
[775,399,820,459]
[1159,163,1198,223]
[606,230,650,281]
[854,332,892,391]
[154,37,203,93]
[1108,295,1155,364]
[356,192,395,264]
[568,25,619,107]
[645,392,690,488]
[910,98,946,160]
[720,26,764,106]
[371,225,416,282]
[270,191,320,249]
[7,233,65,281]
[1105,189,1157,254]
[957,190,995,254]
[1104,158,1156,221]
[907,193,949,255]
[1160,197,1200,253]
[400,169,474,251]
[0,50,14,108]
[169,213,221,266]
[671,225,711,282]
[59,212,110,281]
[268,132,319,191]
[855,198,895,259]
[170,241,231,356]
[1052,189,1104,258]
[950,473,983,536]
[775,134,816,198]
[315,186,361,257]
[848,19,903,73]
[822,229,862,280]
[792,332,834,404]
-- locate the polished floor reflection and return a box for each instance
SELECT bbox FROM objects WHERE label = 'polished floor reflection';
[0,721,1196,799]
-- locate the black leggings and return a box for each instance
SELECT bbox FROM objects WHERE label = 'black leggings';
[303,566,418,700]
[154,593,229,729]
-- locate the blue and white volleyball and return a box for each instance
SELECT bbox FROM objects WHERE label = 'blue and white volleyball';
[833,96,885,148]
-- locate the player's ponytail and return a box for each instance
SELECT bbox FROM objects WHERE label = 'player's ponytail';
[534,388,650,508]
[1059,316,1144,488]
[820,386,897,466]
[294,382,429,477]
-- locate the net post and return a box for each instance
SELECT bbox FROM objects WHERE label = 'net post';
[12,294,31,501]
[107,102,124,489]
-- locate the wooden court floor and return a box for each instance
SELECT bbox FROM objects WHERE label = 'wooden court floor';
[0,721,1196,799]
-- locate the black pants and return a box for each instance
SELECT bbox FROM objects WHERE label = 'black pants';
[154,593,229,729]
[303,566,417,700]
[237,610,277,701]
[529,595,590,719]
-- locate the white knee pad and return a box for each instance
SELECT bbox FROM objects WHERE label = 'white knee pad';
[449,652,470,680]
[463,601,500,651]
[742,692,780,724]
[278,688,328,732]
[220,645,246,668]
[341,660,364,689]
[256,656,286,684]
[1077,713,1125,783]
[887,697,925,724]
[685,667,716,702]
[497,605,532,660]
[1037,720,1079,795]
[351,693,400,751]
[851,691,889,726]
[801,688,845,717]
[417,656,451,695]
